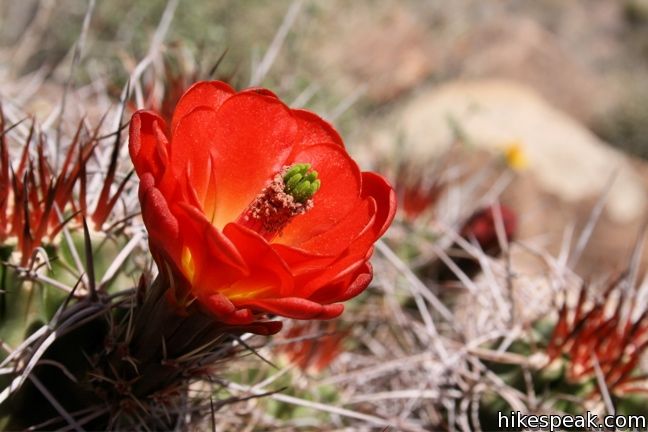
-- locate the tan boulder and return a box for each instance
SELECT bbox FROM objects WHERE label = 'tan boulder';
[450,16,615,124]
[365,79,648,272]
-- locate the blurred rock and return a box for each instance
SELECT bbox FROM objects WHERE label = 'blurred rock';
[365,79,648,272]
[449,17,614,124]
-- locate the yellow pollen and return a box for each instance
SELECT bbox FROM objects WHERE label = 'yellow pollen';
[502,140,528,171]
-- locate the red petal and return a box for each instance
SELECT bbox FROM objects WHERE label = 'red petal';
[237,297,343,320]
[242,297,322,318]
[332,263,373,302]
[302,253,368,300]
[168,107,220,206]
[297,196,376,255]
[241,87,280,99]
[299,214,378,300]
[277,143,362,245]
[174,202,248,275]
[361,172,397,238]
[138,173,179,257]
[171,80,235,135]
[316,303,345,319]
[129,111,169,181]
[172,93,298,228]
[201,292,236,316]
[224,320,283,335]
[167,203,252,304]
[223,223,294,297]
[271,243,336,277]
[228,308,255,324]
[310,263,372,304]
[290,109,344,155]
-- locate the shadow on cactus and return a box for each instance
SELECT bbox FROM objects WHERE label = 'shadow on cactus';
[0,81,396,430]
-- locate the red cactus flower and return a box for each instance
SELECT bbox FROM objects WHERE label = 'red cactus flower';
[396,177,444,221]
[432,205,517,282]
[390,161,444,222]
[460,205,517,255]
[129,81,396,326]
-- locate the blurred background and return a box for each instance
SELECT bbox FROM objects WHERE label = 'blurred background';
[3,0,648,272]
[3,1,648,429]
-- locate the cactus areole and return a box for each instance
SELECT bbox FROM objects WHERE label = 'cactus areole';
[129,81,396,327]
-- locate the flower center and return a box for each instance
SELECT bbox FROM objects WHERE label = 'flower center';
[236,163,320,241]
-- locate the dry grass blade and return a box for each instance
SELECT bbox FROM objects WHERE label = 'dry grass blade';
[568,170,617,269]
[8,0,56,74]
[129,0,179,107]
[227,382,426,432]
[376,240,454,324]
[0,116,28,140]
[328,83,368,121]
[592,354,615,416]
[207,48,230,79]
[249,0,303,86]
[619,219,648,329]
[99,229,144,289]
[55,0,96,157]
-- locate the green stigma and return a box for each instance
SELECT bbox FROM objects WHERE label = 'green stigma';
[283,163,321,203]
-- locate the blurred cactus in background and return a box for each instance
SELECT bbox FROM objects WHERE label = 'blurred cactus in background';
[276,321,348,374]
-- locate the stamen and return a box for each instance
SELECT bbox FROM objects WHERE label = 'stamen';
[236,163,320,241]
[284,163,320,202]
